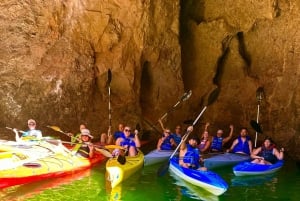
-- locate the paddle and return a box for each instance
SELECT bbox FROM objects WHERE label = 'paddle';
[159,90,192,121]
[250,120,263,134]
[157,87,220,176]
[47,125,78,142]
[254,86,264,147]
[5,127,25,134]
[107,68,112,136]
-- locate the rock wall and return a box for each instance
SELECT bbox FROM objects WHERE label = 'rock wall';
[180,0,300,160]
[1,0,300,160]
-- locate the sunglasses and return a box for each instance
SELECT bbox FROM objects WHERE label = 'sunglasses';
[165,131,171,134]
[28,123,36,126]
[124,129,131,132]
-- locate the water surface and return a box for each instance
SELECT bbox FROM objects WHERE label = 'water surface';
[0,158,299,201]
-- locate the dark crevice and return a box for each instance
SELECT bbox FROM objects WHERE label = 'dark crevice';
[237,32,252,71]
[140,61,152,110]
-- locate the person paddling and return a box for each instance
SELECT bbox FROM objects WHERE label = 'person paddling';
[251,137,284,165]
[227,127,253,155]
[179,126,207,171]
[13,119,43,142]
[74,129,94,158]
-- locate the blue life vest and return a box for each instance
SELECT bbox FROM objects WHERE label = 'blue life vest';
[183,144,200,169]
[160,135,174,150]
[172,133,181,145]
[232,136,251,155]
[119,135,136,148]
[211,136,223,151]
[259,146,278,164]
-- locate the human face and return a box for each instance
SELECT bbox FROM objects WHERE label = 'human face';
[264,139,272,148]
[164,129,171,137]
[240,129,248,137]
[175,126,181,134]
[217,130,223,137]
[189,139,198,147]
[79,124,86,131]
[203,131,209,138]
[28,122,36,130]
[124,127,131,137]
[119,124,124,131]
[81,135,90,142]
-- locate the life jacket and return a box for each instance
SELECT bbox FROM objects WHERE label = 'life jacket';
[198,138,208,150]
[120,135,136,148]
[183,144,200,169]
[22,129,43,139]
[77,144,90,158]
[211,136,223,151]
[160,135,174,150]
[259,146,278,164]
[172,133,181,145]
[232,136,251,155]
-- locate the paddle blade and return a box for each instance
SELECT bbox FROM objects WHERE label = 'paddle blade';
[157,161,170,177]
[207,87,220,106]
[117,155,126,165]
[95,148,113,158]
[47,125,63,133]
[256,86,265,102]
[250,120,263,133]
[107,68,112,85]
[181,90,192,102]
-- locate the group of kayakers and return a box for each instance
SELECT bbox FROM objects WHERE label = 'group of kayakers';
[155,120,285,170]
[12,118,284,169]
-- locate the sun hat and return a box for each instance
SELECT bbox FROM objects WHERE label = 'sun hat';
[28,119,36,125]
[81,129,93,139]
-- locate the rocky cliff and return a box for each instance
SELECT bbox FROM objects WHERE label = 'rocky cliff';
[1,0,300,160]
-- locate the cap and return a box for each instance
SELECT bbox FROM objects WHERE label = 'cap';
[28,119,36,125]
[81,129,93,139]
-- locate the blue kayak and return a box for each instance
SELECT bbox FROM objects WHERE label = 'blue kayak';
[233,160,284,176]
[144,149,174,166]
[203,153,251,169]
[169,157,228,196]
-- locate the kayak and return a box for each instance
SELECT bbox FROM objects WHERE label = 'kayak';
[169,169,219,201]
[203,153,251,169]
[169,157,228,196]
[106,149,144,188]
[0,140,105,188]
[144,149,174,166]
[233,160,284,176]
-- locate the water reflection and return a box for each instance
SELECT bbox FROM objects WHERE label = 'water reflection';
[169,170,219,201]
[0,169,91,201]
[231,173,277,187]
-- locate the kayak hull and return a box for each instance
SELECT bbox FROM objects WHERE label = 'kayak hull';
[106,150,144,188]
[204,153,251,169]
[169,157,228,196]
[0,140,105,189]
[144,149,173,166]
[233,160,284,176]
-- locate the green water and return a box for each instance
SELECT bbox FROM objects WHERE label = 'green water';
[0,159,299,201]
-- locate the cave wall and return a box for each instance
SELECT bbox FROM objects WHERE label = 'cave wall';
[180,0,300,160]
[1,0,300,160]
[0,0,185,140]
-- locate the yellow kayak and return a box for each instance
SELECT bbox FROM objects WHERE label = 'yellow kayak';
[0,140,105,188]
[106,149,144,188]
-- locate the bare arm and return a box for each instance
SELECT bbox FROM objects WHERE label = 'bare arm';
[201,140,211,153]
[223,124,234,144]
[134,129,141,148]
[274,148,284,160]
[158,119,165,132]
[251,147,263,159]
[227,139,238,152]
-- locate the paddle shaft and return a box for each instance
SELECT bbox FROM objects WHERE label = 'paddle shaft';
[169,106,207,159]
[159,90,192,121]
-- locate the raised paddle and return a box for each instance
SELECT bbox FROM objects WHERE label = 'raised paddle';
[250,120,263,134]
[159,90,192,121]
[107,68,112,136]
[254,86,265,147]
[157,87,220,176]
[47,125,78,142]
